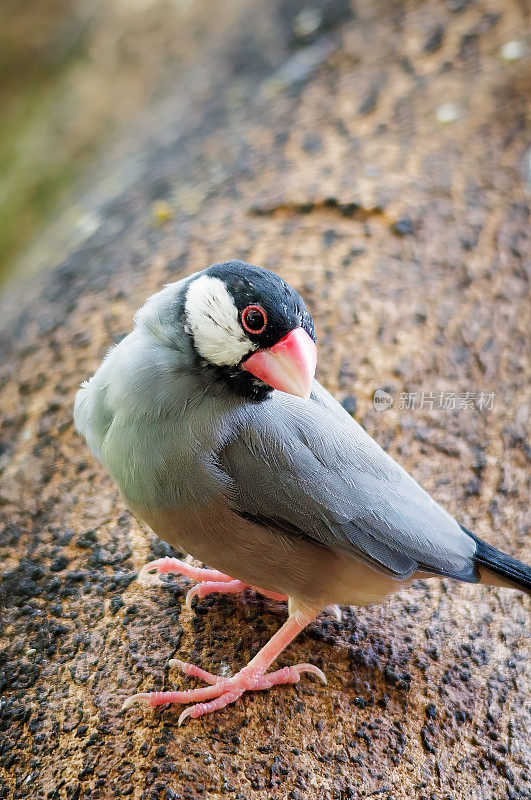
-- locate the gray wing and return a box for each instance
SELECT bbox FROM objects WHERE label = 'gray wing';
[217,381,477,583]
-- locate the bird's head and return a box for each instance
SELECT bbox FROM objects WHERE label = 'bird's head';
[136,260,317,401]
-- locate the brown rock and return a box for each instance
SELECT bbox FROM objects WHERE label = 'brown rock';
[1,1,529,798]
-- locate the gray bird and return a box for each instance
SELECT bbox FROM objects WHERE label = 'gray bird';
[74,260,530,724]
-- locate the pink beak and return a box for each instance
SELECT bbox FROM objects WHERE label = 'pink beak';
[242,327,317,400]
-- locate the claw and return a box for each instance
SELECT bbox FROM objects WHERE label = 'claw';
[178,707,193,726]
[325,604,342,622]
[185,585,199,609]
[294,663,327,684]
[138,563,163,586]
[121,692,153,710]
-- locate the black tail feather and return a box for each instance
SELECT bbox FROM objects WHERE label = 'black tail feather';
[460,525,531,592]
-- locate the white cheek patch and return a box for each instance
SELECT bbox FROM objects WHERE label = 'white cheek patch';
[185,275,256,367]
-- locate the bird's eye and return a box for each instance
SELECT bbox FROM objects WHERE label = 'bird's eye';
[241,305,267,334]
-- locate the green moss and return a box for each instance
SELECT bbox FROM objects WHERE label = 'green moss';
[0,11,91,286]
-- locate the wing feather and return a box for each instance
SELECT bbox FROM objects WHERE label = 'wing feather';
[217,382,477,582]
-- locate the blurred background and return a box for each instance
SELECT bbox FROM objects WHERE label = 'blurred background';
[0,0,209,287]
[2,0,527,292]
[1,0,360,289]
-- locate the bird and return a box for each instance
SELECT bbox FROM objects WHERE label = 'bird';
[74,259,530,724]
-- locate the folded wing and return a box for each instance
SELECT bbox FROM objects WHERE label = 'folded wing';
[217,382,477,583]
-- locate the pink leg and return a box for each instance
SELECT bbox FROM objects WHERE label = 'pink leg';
[122,607,326,723]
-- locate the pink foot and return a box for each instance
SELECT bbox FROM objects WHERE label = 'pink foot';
[138,557,288,606]
[122,658,326,724]
[122,608,325,722]
[138,556,236,586]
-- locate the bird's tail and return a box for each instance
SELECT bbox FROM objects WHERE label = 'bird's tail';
[461,525,531,592]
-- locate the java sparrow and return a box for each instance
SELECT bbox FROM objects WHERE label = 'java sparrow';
[74,260,530,724]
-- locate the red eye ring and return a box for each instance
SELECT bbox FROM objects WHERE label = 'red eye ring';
[241,304,267,335]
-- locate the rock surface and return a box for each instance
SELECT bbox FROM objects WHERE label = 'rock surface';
[0,1,529,798]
